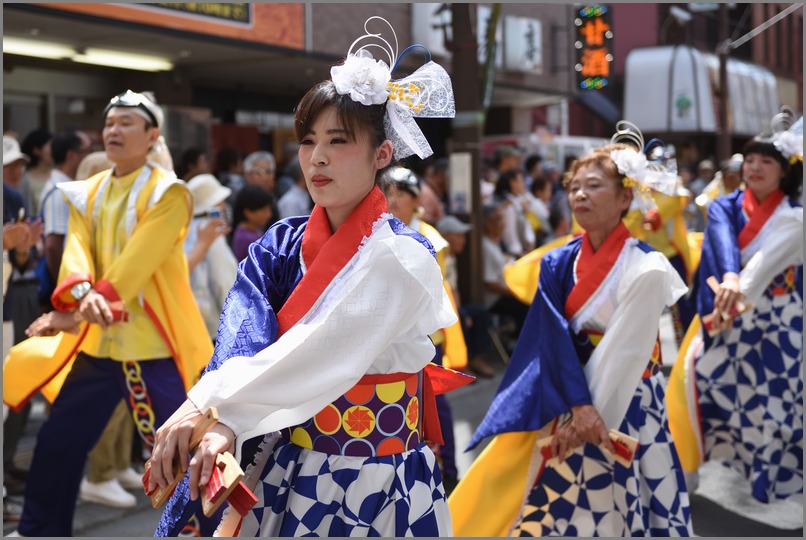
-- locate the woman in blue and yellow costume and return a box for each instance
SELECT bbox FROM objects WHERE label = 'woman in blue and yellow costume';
[667,111,803,504]
[449,122,693,537]
[148,17,473,537]
[622,143,697,346]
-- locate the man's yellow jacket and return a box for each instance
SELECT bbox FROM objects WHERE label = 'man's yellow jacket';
[3,164,213,411]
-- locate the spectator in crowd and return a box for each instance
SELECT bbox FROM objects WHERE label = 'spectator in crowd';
[231,183,274,261]
[39,130,92,310]
[481,201,530,340]
[276,156,312,219]
[684,159,715,232]
[420,157,450,225]
[690,158,715,197]
[19,129,53,216]
[4,89,214,537]
[185,173,237,340]
[695,153,745,218]
[494,168,535,258]
[213,146,244,189]
[2,135,43,349]
[480,159,498,206]
[523,153,543,191]
[230,150,280,229]
[175,147,210,182]
[3,135,43,523]
[2,131,92,506]
[493,144,522,176]
[528,173,554,247]
[436,214,498,379]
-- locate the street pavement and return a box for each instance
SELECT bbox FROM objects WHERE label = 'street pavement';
[4,315,802,537]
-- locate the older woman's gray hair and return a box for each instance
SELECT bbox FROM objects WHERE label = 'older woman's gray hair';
[243,151,276,173]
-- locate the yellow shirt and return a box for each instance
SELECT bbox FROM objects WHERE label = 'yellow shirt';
[79,167,189,361]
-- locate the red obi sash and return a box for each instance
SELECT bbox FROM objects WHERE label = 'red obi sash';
[565,222,632,319]
[274,185,472,451]
[738,189,784,250]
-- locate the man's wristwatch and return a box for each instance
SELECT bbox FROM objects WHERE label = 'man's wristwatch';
[70,281,92,302]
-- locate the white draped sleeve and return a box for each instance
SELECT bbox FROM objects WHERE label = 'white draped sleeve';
[187,223,457,449]
[579,246,688,430]
[740,204,803,305]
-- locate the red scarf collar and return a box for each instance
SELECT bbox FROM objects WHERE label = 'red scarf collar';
[565,221,632,320]
[738,189,784,250]
[276,185,387,336]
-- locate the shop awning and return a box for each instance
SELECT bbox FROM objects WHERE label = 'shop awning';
[623,45,780,136]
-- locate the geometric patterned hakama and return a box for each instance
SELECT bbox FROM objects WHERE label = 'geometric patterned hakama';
[696,269,803,503]
[513,373,693,537]
[232,436,451,537]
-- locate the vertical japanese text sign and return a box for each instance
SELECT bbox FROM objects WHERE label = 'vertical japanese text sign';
[574,5,613,90]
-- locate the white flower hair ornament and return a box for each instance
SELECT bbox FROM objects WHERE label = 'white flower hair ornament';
[609,121,680,214]
[769,108,803,165]
[330,16,456,160]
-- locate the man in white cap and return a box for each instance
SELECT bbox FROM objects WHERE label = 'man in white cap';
[5,90,214,536]
[436,215,498,379]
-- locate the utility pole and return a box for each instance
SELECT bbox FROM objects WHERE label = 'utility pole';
[717,3,731,164]
[449,4,485,305]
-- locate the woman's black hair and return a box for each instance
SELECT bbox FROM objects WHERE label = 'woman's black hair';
[21,128,53,168]
[494,169,524,200]
[231,184,275,229]
[294,79,393,180]
[177,147,206,180]
[214,146,242,176]
[741,136,803,198]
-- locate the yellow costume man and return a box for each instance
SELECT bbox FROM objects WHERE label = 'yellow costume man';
[4,90,212,537]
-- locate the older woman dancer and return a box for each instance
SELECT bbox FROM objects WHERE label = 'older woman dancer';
[449,123,693,536]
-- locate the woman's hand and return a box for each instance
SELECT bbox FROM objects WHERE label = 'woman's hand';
[197,218,230,247]
[550,419,582,463]
[148,400,204,492]
[26,310,81,337]
[713,272,743,320]
[569,404,615,454]
[187,423,236,501]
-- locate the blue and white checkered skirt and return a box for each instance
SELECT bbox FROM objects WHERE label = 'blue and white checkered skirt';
[696,282,803,502]
[230,435,451,536]
[513,373,693,537]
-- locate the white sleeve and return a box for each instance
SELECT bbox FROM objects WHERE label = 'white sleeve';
[584,251,687,430]
[188,233,457,444]
[740,207,802,305]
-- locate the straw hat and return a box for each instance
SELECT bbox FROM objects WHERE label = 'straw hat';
[3,136,30,166]
[187,173,231,216]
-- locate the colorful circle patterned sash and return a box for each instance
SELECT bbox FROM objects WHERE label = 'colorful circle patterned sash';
[282,372,423,457]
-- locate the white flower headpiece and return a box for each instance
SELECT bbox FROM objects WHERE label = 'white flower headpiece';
[769,107,803,165]
[330,16,455,160]
[609,121,680,214]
